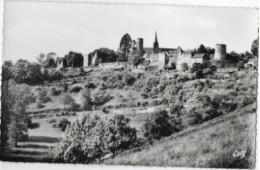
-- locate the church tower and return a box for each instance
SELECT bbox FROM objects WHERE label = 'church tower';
[153,31,160,54]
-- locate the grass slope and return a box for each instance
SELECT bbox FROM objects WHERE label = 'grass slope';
[103,103,256,168]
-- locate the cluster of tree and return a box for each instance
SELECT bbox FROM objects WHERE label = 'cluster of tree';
[2,60,63,85]
[1,80,35,147]
[37,52,57,68]
[37,51,84,68]
[142,109,181,143]
[193,44,215,55]
[226,38,258,68]
[2,60,43,84]
[54,114,137,163]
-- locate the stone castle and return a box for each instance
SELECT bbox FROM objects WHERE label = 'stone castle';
[135,32,227,70]
[57,32,227,70]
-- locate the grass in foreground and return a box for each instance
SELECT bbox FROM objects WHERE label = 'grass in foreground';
[103,104,256,168]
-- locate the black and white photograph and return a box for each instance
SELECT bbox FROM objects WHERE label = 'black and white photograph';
[0,0,258,169]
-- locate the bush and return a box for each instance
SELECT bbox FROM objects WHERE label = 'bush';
[58,118,71,131]
[69,84,82,93]
[142,109,177,143]
[122,74,135,86]
[181,63,189,71]
[92,90,113,106]
[37,88,51,103]
[48,118,57,123]
[54,114,137,163]
[49,87,62,96]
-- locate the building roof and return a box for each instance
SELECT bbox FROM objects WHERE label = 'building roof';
[192,53,206,58]
[143,47,153,54]
[143,47,177,54]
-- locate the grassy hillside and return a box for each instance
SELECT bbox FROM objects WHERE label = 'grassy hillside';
[103,103,256,168]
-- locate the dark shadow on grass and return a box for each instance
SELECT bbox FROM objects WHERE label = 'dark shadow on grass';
[6,150,49,156]
[28,122,40,129]
[27,136,59,143]
[17,144,50,149]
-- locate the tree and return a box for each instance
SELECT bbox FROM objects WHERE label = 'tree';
[105,115,137,156]
[54,114,106,163]
[142,109,176,143]
[2,61,13,81]
[197,44,207,54]
[251,38,259,57]
[191,63,204,73]
[119,33,132,60]
[54,114,137,163]
[81,87,92,110]
[12,60,43,85]
[62,94,77,110]
[181,62,189,71]
[1,80,35,147]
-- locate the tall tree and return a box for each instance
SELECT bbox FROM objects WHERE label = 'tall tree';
[251,38,259,57]
[2,80,34,147]
[119,33,132,60]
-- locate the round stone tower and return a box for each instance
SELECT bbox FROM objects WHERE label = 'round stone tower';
[137,38,144,57]
[214,44,227,60]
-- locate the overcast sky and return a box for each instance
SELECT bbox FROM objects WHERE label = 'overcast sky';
[3,1,258,62]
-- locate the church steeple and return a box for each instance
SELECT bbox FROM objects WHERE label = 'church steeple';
[155,31,158,43]
[153,31,159,54]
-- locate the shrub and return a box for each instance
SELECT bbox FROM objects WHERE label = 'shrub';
[140,93,148,99]
[54,114,137,163]
[177,75,189,83]
[58,118,71,131]
[122,74,135,86]
[181,63,189,71]
[92,90,113,106]
[191,63,204,73]
[61,94,78,110]
[49,87,62,96]
[69,84,82,93]
[142,109,177,143]
[48,118,57,123]
[37,88,51,103]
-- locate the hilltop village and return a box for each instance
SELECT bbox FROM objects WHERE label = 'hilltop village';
[52,32,254,72]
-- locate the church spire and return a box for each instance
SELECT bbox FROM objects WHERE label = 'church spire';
[155,31,158,43]
[153,31,159,54]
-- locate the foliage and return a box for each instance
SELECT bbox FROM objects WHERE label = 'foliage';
[191,63,204,73]
[122,74,136,86]
[92,90,112,106]
[142,109,177,143]
[81,87,92,110]
[251,38,258,57]
[37,88,51,103]
[106,115,137,156]
[2,61,13,81]
[1,80,34,147]
[58,119,71,131]
[119,33,132,59]
[11,60,43,85]
[181,63,189,71]
[54,114,137,163]
[61,94,78,110]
